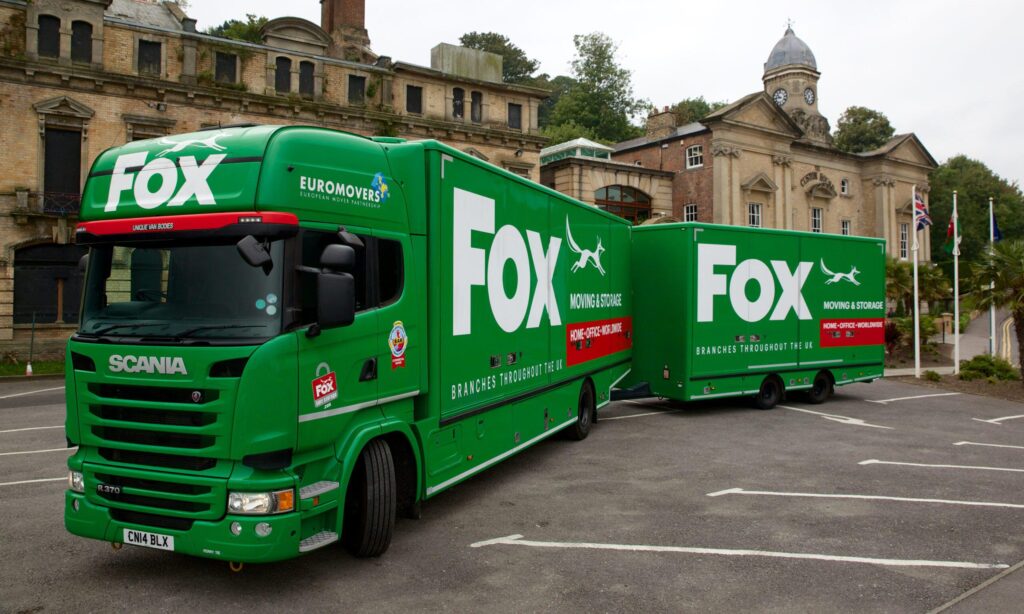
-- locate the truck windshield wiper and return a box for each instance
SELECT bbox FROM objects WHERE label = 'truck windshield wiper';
[84,322,168,336]
[173,324,266,339]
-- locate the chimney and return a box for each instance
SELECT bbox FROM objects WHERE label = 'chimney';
[645,107,677,139]
[321,0,365,34]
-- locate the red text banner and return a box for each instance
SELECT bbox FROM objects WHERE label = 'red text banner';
[566,317,633,366]
[820,318,885,348]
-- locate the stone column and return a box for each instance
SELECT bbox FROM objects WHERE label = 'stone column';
[712,144,741,225]
[873,177,892,256]
[772,154,791,229]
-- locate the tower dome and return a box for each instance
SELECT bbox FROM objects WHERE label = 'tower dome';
[764,26,817,73]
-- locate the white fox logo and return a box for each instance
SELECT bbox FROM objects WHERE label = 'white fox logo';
[156,133,227,158]
[565,217,606,276]
[820,259,861,286]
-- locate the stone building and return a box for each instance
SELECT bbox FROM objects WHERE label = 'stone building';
[610,27,936,257]
[0,0,547,358]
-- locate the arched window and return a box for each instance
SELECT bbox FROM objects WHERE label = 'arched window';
[38,15,60,59]
[299,61,315,97]
[13,244,88,324]
[275,56,292,93]
[452,88,464,119]
[71,21,92,64]
[594,185,652,224]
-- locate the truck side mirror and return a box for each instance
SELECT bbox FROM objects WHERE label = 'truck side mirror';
[237,235,273,274]
[78,254,89,273]
[320,244,355,272]
[316,271,355,330]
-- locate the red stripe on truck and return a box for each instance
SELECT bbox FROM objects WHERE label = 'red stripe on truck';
[566,317,633,367]
[76,212,298,235]
[819,318,885,347]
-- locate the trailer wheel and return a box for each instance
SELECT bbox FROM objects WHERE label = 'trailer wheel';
[343,439,397,558]
[566,380,596,441]
[754,376,782,410]
[806,372,833,405]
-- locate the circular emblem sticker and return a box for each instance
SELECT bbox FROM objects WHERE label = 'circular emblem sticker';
[388,321,407,369]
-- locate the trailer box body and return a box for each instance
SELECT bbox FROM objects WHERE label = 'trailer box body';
[627,223,885,402]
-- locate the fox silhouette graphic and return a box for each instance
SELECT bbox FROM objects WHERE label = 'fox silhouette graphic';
[565,217,606,276]
[156,133,227,158]
[820,259,861,286]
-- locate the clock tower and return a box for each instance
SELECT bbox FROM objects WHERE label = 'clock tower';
[763,26,831,145]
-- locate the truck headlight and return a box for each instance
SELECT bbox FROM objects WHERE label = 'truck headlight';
[68,471,84,493]
[227,489,295,515]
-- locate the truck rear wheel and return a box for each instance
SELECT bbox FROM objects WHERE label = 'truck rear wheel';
[566,381,596,441]
[343,439,396,558]
[806,372,833,404]
[754,376,782,410]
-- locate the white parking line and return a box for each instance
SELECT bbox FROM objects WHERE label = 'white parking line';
[860,459,1024,473]
[0,425,63,435]
[0,477,65,487]
[706,487,1024,509]
[0,386,65,401]
[866,392,960,405]
[780,405,893,429]
[972,414,1024,426]
[954,441,1024,451]
[469,534,1008,570]
[0,447,76,457]
[602,409,683,422]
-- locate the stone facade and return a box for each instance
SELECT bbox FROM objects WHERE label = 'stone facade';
[611,27,936,260]
[0,0,548,358]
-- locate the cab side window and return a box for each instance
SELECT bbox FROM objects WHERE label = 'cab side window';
[378,238,404,306]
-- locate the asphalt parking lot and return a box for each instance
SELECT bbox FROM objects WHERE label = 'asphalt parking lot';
[1,376,1022,613]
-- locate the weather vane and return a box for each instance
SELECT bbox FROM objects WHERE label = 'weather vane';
[786,18,794,29]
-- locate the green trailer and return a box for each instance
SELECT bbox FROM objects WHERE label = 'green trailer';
[625,223,885,408]
[65,125,632,565]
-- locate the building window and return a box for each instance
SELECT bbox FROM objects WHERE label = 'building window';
[508,103,522,130]
[347,74,366,104]
[138,40,162,76]
[841,219,851,236]
[71,21,93,64]
[684,203,698,222]
[471,91,483,123]
[215,52,237,83]
[899,223,909,259]
[595,185,652,225]
[299,61,315,97]
[38,15,60,59]
[686,145,704,169]
[748,203,762,228]
[840,178,849,195]
[43,128,82,215]
[13,244,88,325]
[406,85,422,114]
[452,88,464,119]
[275,56,292,93]
[811,207,823,233]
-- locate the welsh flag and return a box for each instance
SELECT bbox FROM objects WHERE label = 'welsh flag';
[943,209,961,256]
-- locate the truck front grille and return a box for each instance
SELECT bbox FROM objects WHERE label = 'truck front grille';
[110,509,195,532]
[99,448,217,471]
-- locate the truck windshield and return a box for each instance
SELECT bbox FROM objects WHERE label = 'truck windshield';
[79,241,284,342]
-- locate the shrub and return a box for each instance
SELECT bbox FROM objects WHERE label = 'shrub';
[923,370,942,382]
[958,355,1019,381]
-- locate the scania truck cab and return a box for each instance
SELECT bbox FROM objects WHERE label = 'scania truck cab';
[65,125,633,564]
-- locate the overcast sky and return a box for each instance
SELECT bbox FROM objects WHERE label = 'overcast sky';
[186,0,1024,190]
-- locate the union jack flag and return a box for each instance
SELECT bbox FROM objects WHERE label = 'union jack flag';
[914,191,932,230]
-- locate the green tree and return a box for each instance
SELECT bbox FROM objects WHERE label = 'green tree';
[971,240,1024,380]
[541,120,600,146]
[669,96,727,125]
[928,155,1024,272]
[459,32,540,84]
[886,257,913,315]
[548,33,647,143]
[832,106,895,153]
[204,14,268,43]
[529,74,576,128]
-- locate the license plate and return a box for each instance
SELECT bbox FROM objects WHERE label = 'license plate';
[123,528,174,551]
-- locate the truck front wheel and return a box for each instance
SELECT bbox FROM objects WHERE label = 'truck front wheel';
[566,380,596,441]
[754,376,782,410]
[343,439,397,558]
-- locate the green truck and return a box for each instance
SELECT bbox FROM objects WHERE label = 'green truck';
[626,223,886,408]
[65,125,633,565]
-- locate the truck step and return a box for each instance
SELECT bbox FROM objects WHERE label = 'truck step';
[299,480,340,499]
[298,530,338,553]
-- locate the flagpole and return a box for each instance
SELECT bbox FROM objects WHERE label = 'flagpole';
[989,196,995,356]
[953,191,960,374]
[912,185,921,378]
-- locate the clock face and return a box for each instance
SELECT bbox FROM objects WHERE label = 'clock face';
[773,88,788,106]
[804,88,815,105]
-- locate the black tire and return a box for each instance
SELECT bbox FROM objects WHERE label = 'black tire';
[566,381,596,441]
[753,376,782,410]
[806,372,833,405]
[343,439,396,558]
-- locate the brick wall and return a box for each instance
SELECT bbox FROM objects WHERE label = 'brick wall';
[612,131,714,220]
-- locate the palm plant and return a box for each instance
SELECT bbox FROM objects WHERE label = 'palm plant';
[885,257,913,315]
[971,240,1024,380]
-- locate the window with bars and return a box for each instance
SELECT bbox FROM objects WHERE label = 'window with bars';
[470,91,482,123]
[811,208,823,233]
[71,21,92,64]
[299,61,315,97]
[348,74,366,104]
[452,88,464,119]
[215,52,237,83]
[508,103,522,130]
[748,203,762,228]
[406,85,422,114]
[38,15,60,58]
[684,204,698,222]
[138,40,162,76]
[686,145,703,169]
[275,57,291,93]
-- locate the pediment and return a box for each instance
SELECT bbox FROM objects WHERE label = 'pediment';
[887,137,934,167]
[707,92,803,137]
[741,172,778,193]
[261,17,332,54]
[807,182,837,200]
[33,96,94,119]
[463,147,490,161]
